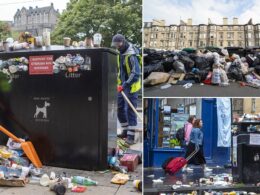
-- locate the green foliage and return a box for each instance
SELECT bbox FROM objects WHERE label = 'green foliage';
[0,73,11,93]
[51,0,142,47]
[0,21,11,41]
[11,31,20,41]
[169,138,181,148]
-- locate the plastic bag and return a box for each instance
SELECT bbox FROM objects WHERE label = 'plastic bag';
[178,55,195,72]
[211,68,221,84]
[228,63,243,81]
[173,61,186,73]
[144,63,164,79]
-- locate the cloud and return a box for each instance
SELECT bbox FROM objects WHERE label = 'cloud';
[143,0,260,25]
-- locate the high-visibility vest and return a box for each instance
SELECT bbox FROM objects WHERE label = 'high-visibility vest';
[117,54,141,93]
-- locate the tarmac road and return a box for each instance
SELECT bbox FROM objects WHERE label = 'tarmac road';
[144,82,260,97]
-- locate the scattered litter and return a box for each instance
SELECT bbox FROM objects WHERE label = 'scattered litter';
[120,154,138,172]
[49,182,67,195]
[40,174,50,187]
[147,174,155,178]
[160,83,172,89]
[72,176,98,186]
[183,83,193,89]
[133,180,142,192]
[176,180,182,185]
[111,173,129,185]
[152,179,163,184]
[98,170,110,174]
[71,186,87,193]
[172,184,181,190]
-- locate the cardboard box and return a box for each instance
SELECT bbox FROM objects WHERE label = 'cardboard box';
[120,154,138,172]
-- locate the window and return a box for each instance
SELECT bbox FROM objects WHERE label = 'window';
[228,26,233,30]
[210,26,216,30]
[227,32,234,39]
[189,41,192,47]
[239,41,242,47]
[44,13,48,23]
[220,41,223,47]
[211,41,214,46]
[248,33,252,39]
[189,32,193,39]
[155,34,158,38]
[228,41,234,46]
[200,41,203,47]
[238,32,243,39]
[219,32,223,39]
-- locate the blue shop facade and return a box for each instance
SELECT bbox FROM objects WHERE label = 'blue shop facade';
[144,98,231,167]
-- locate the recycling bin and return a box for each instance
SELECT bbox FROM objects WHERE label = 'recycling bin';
[232,122,260,183]
[0,46,118,170]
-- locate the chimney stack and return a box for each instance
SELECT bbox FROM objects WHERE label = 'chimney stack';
[223,17,228,25]
[187,18,192,25]
[233,17,238,25]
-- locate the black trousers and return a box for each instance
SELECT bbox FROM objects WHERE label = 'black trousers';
[185,142,206,165]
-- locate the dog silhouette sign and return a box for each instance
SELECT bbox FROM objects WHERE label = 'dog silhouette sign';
[34,101,51,119]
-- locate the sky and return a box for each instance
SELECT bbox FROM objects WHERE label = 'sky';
[143,0,260,25]
[0,0,70,21]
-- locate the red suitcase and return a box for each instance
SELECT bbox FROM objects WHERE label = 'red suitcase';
[164,147,199,174]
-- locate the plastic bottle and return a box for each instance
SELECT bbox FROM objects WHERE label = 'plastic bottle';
[133,180,142,192]
[72,176,98,186]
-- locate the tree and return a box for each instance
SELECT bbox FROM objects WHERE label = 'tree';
[51,0,142,47]
[0,21,11,41]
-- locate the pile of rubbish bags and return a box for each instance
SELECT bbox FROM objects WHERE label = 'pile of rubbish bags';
[144,48,260,87]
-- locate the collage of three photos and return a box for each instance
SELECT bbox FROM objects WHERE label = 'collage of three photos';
[0,0,259,195]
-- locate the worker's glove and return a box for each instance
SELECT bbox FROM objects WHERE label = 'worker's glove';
[117,85,123,92]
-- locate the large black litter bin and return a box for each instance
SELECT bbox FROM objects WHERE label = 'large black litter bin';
[0,46,118,170]
[232,122,260,183]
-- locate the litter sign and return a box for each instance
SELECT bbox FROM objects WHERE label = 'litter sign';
[29,55,53,75]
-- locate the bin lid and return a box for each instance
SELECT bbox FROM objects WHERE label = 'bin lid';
[0,45,118,56]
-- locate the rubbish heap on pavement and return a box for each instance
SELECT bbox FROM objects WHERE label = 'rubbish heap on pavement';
[150,168,259,195]
[144,48,260,89]
[0,136,142,194]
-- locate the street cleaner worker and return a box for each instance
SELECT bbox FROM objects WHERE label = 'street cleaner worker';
[111,34,141,145]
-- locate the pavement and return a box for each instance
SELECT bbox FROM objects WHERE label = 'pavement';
[144,82,260,97]
[143,166,260,194]
[0,165,142,195]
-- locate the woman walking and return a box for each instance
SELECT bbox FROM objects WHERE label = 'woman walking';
[184,115,196,145]
[183,119,212,172]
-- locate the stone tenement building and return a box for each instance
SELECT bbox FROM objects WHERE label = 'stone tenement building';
[13,3,59,36]
[144,18,260,50]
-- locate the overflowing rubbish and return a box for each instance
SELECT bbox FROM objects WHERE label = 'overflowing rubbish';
[72,176,98,186]
[0,57,28,82]
[111,173,129,185]
[133,180,142,192]
[144,48,260,88]
[54,54,90,73]
[120,154,139,172]
[0,32,102,53]
[0,125,42,168]
[71,186,87,193]
[152,178,164,184]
